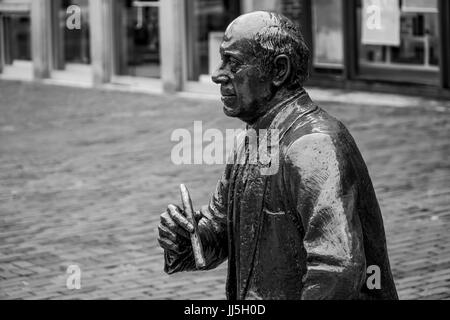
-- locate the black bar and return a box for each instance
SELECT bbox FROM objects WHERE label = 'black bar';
[0,300,445,319]
[439,0,450,89]
[343,0,358,80]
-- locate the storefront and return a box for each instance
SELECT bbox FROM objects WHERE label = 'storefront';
[0,0,449,97]
[301,0,450,95]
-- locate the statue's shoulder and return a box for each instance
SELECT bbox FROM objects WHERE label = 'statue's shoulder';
[282,105,349,146]
[282,106,358,169]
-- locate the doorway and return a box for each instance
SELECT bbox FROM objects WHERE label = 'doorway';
[0,10,32,79]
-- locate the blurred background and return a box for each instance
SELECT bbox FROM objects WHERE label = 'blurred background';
[0,0,449,300]
[0,0,449,97]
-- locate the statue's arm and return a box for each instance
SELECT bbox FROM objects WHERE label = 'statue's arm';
[164,168,230,274]
[284,133,366,300]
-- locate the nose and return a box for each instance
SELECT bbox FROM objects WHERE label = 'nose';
[211,68,229,85]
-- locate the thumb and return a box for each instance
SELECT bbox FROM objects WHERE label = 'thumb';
[193,210,203,222]
[194,206,210,222]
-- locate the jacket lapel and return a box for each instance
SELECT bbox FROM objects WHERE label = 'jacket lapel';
[237,92,317,299]
[238,160,268,299]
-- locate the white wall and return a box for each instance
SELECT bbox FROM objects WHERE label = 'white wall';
[242,0,281,13]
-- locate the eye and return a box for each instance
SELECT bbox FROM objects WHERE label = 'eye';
[228,57,241,72]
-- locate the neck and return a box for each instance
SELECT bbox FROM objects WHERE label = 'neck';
[244,87,305,127]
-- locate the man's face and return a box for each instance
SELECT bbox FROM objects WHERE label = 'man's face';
[211,33,273,124]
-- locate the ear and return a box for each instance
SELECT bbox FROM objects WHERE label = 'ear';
[272,54,291,87]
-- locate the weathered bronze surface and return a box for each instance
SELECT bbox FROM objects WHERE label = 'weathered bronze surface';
[158,11,398,300]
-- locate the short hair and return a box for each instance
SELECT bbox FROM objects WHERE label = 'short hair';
[252,13,311,88]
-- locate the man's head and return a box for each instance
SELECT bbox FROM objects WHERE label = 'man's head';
[211,11,310,124]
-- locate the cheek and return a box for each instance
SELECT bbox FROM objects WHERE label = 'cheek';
[234,69,263,103]
[231,75,249,104]
[247,70,271,100]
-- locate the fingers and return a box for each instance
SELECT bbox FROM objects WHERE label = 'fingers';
[196,205,211,222]
[158,220,190,254]
[168,204,194,234]
[160,210,190,239]
[158,237,184,254]
[157,203,199,255]
[158,224,178,243]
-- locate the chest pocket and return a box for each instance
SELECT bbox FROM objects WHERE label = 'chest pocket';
[263,208,286,216]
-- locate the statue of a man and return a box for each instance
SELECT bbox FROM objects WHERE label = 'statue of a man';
[158,11,398,300]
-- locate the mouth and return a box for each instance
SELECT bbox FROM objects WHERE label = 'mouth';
[221,93,236,98]
[221,95,236,106]
[220,86,235,98]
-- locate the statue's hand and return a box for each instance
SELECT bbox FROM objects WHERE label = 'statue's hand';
[158,204,203,254]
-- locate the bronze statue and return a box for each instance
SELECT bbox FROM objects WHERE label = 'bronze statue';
[158,11,398,300]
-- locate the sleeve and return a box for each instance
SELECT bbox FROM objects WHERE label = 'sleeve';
[164,166,230,274]
[283,133,366,300]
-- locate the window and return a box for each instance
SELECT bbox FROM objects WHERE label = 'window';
[1,13,31,65]
[114,0,161,79]
[53,0,91,68]
[312,0,344,69]
[356,0,440,84]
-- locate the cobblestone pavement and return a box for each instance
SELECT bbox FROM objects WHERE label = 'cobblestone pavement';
[0,81,449,300]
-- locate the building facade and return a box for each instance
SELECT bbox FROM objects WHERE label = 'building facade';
[1,0,449,97]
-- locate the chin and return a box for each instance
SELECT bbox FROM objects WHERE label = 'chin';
[223,105,240,118]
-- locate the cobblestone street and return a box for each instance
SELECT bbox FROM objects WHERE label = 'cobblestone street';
[0,81,449,300]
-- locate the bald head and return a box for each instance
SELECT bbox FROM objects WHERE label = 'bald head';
[224,11,279,42]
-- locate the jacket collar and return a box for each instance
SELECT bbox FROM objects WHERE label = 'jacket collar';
[248,89,310,132]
